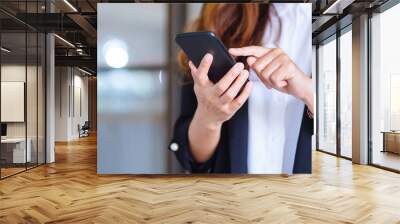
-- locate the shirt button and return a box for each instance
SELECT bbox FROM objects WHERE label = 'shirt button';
[169,142,179,151]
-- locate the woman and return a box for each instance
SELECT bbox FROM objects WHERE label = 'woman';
[169,3,313,174]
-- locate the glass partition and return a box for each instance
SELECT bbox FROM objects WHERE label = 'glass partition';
[1,30,28,177]
[27,31,38,169]
[38,32,45,165]
[0,2,46,179]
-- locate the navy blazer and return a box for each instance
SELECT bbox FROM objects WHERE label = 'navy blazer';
[170,82,313,174]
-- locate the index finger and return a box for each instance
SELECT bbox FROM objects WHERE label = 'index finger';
[229,46,272,57]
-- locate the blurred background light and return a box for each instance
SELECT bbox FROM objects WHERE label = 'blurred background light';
[103,39,129,68]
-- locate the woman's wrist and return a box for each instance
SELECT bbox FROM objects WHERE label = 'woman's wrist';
[193,108,222,131]
[189,107,222,164]
[299,75,314,114]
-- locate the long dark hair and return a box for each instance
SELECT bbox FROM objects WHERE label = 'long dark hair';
[178,3,269,73]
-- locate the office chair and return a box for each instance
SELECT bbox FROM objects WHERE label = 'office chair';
[79,121,90,138]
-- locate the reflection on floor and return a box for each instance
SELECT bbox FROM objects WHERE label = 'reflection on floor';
[372,150,400,170]
[0,162,43,178]
[0,167,25,177]
[0,135,400,223]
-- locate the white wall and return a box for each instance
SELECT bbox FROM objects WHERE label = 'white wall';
[71,73,89,138]
[1,65,27,143]
[55,67,89,141]
[1,65,38,138]
[1,63,46,164]
[55,66,69,141]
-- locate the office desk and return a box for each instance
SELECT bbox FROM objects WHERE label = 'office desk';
[382,131,400,154]
[1,138,31,163]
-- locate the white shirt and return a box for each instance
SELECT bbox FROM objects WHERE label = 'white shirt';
[247,3,312,174]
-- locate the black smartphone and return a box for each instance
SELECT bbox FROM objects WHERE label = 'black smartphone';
[175,31,236,83]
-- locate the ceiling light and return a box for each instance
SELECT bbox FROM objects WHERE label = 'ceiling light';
[54,34,75,48]
[76,48,85,55]
[1,47,11,53]
[63,0,78,12]
[78,67,93,76]
[322,0,355,15]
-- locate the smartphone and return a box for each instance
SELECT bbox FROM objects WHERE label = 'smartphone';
[175,31,236,83]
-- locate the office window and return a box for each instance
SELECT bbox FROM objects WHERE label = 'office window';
[371,3,400,171]
[317,37,337,154]
[339,29,352,158]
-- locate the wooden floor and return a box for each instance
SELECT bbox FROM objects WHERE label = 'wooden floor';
[0,167,26,178]
[1,135,400,223]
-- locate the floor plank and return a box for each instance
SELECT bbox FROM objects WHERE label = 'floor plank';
[1,135,400,223]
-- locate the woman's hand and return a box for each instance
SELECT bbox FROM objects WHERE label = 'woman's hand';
[187,53,253,163]
[229,46,314,114]
[189,53,253,130]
